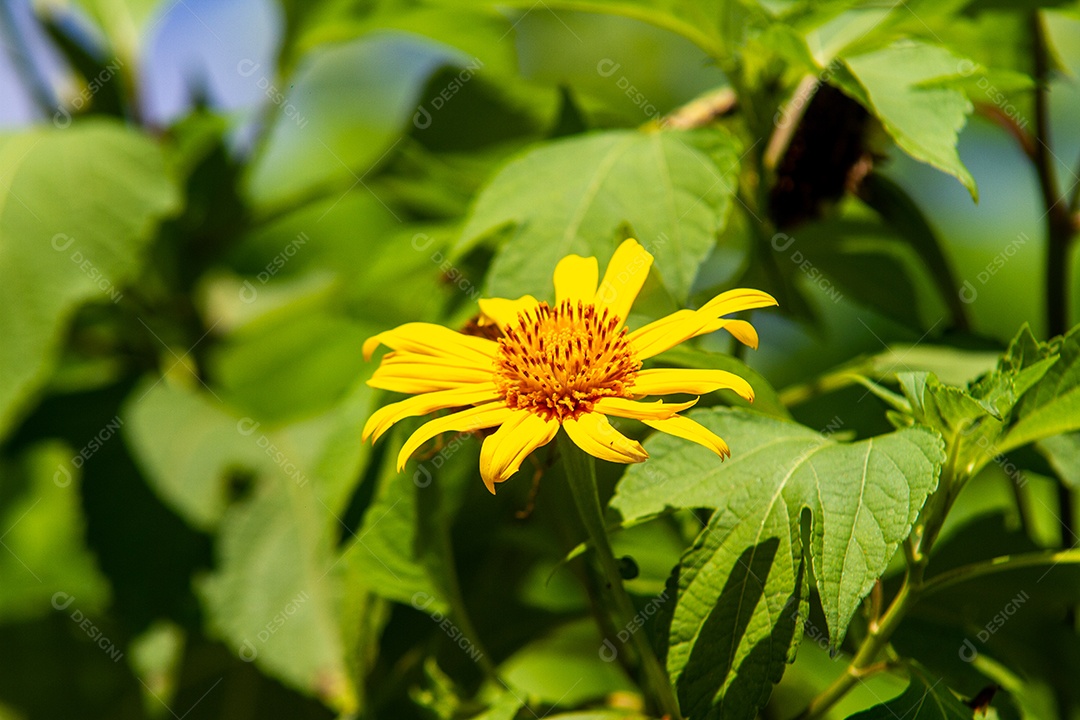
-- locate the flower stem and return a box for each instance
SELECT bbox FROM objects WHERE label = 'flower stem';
[558,435,683,720]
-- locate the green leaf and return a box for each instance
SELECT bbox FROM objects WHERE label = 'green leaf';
[128,621,185,717]
[125,374,377,712]
[210,314,375,424]
[489,0,732,59]
[341,435,450,613]
[245,33,467,208]
[846,665,973,720]
[340,425,479,615]
[612,408,944,645]
[838,42,977,199]
[1037,432,1080,488]
[810,242,924,331]
[0,442,110,621]
[69,0,161,60]
[197,458,357,713]
[467,692,525,720]
[124,373,377,531]
[662,485,807,720]
[123,380,262,531]
[896,326,1060,474]
[0,122,178,439]
[456,129,740,302]
[1003,326,1080,452]
[498,618,636,707]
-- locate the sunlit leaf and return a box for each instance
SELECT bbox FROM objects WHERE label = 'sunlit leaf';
[456,129,740,302]
[0,122,177,439]
[1004,326,1080,452]
[612,408,943,672]
[836,42,977,199]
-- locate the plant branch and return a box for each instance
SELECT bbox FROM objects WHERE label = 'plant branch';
[1030,10,1077,557]
[1031,12,1073,339]
[920,548,1080,597]
[795,577,914,720]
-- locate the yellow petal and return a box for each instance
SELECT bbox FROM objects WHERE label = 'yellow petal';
[720,319,758,349]
[479,411,559,493]
[478,296,540,329]
[367,377,479,394]
[630,368,754,402]
[643,414,730,458]
[628,311,763,360]
[626,310,716,359]
[362,384,501,443]
[397,404,515,471]
[553,254,599,304]
[594,239,654,326]
[379,353,492,373]
[562,412,648,464]
[363,323,497,361]
[592,396,698,421]
[699,288,778,316]
[371,358,493,391]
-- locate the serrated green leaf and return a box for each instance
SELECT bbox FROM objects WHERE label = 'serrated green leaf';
[456,129,739,301]
[612,408,943,647]
[662,485,806,720]
[340,438,450,614]
[1003,326,1080,452]
[0,122,178,439]
[846,665,973,720]
[839,42,977,199]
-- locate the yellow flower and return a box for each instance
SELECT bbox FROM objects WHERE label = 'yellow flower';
[362,239,777,493]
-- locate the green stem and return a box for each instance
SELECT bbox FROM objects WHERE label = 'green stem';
[436,517,496,677]
[921,548,1080,597]
[559,435,683,720]
[795,578,914,720]
[1030,9,1077,557]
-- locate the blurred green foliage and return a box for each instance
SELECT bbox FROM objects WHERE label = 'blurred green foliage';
[3,1,1080,719]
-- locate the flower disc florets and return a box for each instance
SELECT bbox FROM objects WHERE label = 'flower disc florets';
[494,300,640,421]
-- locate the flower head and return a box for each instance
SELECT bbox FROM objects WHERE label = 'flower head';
[362,239,776,493]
